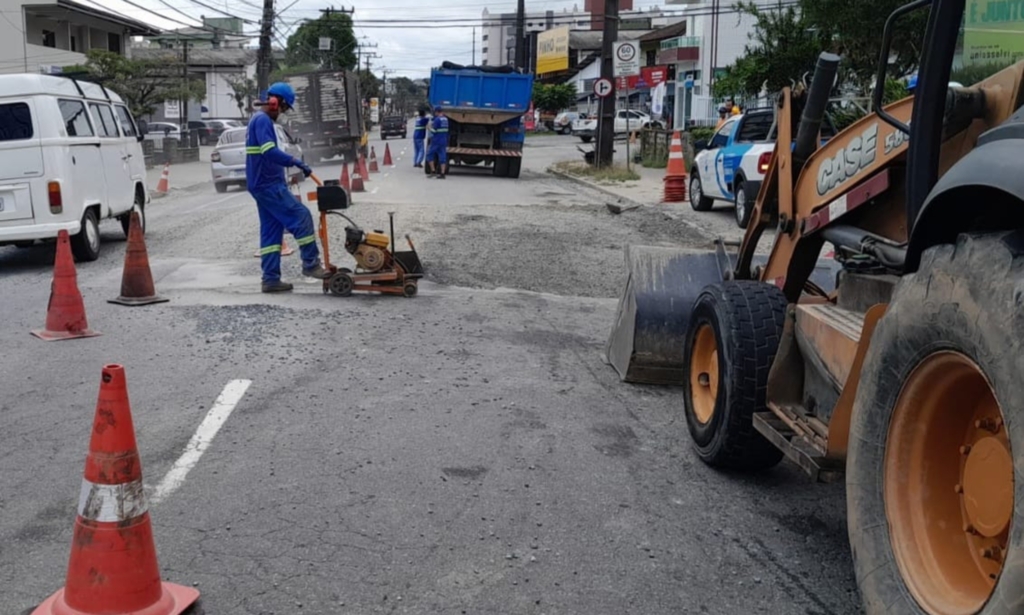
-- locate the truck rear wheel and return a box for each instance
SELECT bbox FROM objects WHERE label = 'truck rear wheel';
[848,231,1024,615]
[682,281,787,470]
[493,158,509,177]
[507,158,522,179]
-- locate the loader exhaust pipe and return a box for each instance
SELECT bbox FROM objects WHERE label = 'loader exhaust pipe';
[793,52,841,173]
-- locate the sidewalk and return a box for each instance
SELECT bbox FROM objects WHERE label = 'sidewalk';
[148,146,216,196]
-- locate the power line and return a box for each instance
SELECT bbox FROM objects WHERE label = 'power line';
[182,0,261,25]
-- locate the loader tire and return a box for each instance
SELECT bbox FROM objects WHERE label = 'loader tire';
[848,231,1024,615]
[682,281,787,470]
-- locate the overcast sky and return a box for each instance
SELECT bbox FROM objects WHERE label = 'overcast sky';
[87,0,664,79]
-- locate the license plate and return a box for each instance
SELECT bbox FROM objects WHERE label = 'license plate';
[232,169,245,176]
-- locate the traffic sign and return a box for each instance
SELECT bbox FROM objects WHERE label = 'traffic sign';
[593,77,613,98]
[613,40,640,77]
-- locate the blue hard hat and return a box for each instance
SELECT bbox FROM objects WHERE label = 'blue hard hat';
[433,105,443,113]
[907,74,918,91]
[267,82,296,108]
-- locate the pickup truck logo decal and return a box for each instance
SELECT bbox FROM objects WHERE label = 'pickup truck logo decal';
[816,123,878,196]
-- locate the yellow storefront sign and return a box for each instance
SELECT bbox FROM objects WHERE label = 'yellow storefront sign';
[537,26,570,75]
[965,0,1024,66]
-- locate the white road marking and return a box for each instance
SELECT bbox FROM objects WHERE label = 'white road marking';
[371,187,379,194]
[150,379,252,505]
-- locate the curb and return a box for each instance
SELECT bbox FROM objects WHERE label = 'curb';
[547,169,649,211]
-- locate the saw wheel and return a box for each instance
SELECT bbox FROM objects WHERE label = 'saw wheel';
[328,271,354,297]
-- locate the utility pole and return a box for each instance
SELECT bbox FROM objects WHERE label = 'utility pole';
[472,26,476,66]
[181,41,190,127]
[597,0,618,167]
[514,0,525,70]
[256,0,274,97]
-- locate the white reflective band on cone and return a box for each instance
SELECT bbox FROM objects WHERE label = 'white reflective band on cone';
[669,152,684,159]
[78,478,148,522]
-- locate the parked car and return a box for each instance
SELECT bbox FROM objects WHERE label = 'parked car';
[552,111,586,134]
[0,73,149,261]
[188,119,234,145]
[380,115,407,139]
[572,109,663,142]
[210,125,305,193]
[143,121,185,144]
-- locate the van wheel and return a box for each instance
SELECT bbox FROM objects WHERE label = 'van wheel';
[119,195,145,238]
[215,183,228,194]
[71,208,100,262]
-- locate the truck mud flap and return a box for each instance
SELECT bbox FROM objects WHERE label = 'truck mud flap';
[604,242,840,385]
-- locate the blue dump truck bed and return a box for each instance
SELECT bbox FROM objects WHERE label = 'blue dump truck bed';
[427,64,534,178]
[429,67,533,116]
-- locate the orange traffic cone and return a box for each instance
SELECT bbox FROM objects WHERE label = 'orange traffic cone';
[109,211,169,306]
[340,161,351,192]
[29,364,200,615]
[369,146,380,173]
[155,163,170,194]
[31,230,100,341]
[358,153,371,182]
[663,131,688,203]
[351,168,365,193]
[383,143,394,166]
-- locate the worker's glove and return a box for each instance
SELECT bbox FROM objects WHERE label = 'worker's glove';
[294,159,313,177]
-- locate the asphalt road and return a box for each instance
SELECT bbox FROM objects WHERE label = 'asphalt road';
[0,134,860,614]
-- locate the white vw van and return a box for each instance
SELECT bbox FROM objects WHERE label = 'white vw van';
[0,74,149,261]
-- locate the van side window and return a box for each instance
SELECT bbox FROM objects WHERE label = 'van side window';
[0,103,33,141]
[114,105,137,137]
[59,99,93,137]
[89,103,119,138]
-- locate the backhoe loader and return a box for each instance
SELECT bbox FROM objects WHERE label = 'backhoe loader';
[606,0,1024,612]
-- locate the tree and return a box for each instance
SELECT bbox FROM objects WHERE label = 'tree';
[532,83,577,112]
[358,71,381,101]
[715,2,824,99]
[286,11,358,70]
[225,76,258,118]
[799,0,929,88]
[64,49,205,119]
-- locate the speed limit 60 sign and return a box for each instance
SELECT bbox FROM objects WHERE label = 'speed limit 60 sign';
[613,40,640,77]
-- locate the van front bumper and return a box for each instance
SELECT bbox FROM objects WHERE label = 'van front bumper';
[0,221,80,244]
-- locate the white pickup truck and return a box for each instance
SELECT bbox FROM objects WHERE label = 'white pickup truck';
[572,109,664,143]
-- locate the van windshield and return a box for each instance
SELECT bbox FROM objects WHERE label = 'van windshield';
[0,103,33,141]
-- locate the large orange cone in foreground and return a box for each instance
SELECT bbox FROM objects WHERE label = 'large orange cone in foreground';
[109,211,169,306]
[30,365,199,615]
[31,230,101,341]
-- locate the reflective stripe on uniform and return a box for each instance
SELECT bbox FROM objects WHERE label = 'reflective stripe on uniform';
[260,244,281,255]
[296,234,316,246]
[246,146,261,154]
[259,142,275,153]
[78,478,147,523]
[433,128,449,133]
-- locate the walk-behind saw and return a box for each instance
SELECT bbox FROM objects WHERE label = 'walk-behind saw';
[307,174,424,297]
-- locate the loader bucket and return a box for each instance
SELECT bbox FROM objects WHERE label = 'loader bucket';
[605,243,841,385]
[605,245,728,385]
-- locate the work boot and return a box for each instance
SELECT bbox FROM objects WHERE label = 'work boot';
[302,264,332,279]
[262,280,294,293]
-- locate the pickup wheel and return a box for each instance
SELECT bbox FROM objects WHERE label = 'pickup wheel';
[734,178,756,228]
[689,172,715,212]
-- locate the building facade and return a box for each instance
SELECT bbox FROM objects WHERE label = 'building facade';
[0,0,157,75]
[480,6,591,67]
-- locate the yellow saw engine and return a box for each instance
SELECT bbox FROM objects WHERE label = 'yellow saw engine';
[345,228,391,272]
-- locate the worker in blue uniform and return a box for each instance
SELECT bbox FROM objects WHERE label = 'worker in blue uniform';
[246,82,331,293]
[426,105,449,179]
[413,108,429,168]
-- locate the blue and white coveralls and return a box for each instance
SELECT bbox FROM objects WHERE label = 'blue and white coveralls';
[413,116,429,166]
[427,114,449,168]
[245,111,320,283]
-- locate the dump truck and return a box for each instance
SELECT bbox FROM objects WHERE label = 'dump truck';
[280,69,365,163]
[607,0,1024,612]
[427,61,533,178]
